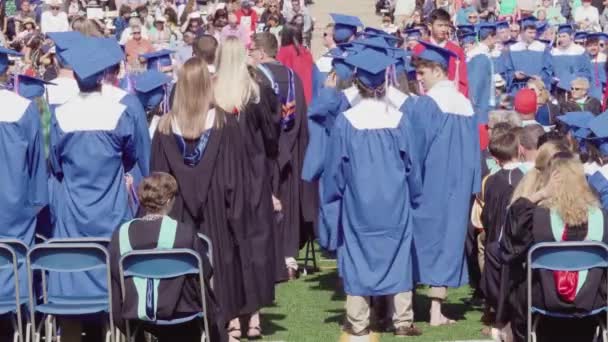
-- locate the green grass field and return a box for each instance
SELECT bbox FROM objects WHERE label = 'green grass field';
[256,255,488,342]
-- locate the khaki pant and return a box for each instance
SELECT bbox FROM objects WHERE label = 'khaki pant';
[428,286,448,300]
[346,292,414,334]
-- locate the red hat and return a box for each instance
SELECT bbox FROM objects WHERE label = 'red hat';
[514,88,537,115]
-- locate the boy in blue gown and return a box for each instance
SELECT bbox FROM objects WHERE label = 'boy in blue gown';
[321,48,421,339]
[0,46,48,301]
[311,13,363,99]
[502,16,552,94]
[585,33,607,101]
[467,23,497,125]
[405,41,481,326]
[551,24,593,88]
[48,37,138,300]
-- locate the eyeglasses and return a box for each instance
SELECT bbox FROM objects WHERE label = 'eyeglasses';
[51,6,60,10]
[571,87,587,91]
[468,15,478,19]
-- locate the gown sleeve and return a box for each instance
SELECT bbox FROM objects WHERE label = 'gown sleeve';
[541,48,553,90]
[588,172,608,209]
[150,128,170,173]
[116,111,138,174]
[123,94,152,177]
[502,50,515,91]
[24,102,48,209]
[577,53,593,83]
[319,115,347,251]
[467,55,493,124]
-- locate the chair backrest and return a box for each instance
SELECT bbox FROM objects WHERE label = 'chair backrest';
[0,243,18,271]
[46,237,111,248]
[120,249,202,280]
[28,243,109,273]
[0,239,28,263]
[528,241,608,272]
[197,233,213,266]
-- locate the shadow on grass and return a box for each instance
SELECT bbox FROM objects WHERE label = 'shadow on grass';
[260,312,288,336]
[304,269,345,301]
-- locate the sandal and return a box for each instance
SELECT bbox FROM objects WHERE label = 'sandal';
[247,326,263,340]
[228,327,241,339]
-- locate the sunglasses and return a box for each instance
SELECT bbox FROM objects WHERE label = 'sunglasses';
[571,87,586,91]
[132,31,141,34]
[468,15,478,19]
[51,6,61,9]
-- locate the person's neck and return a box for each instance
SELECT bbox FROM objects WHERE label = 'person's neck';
[431,36,446,46]
[427,77,449,90]
[261,57,276,64]
[500,159,521,168]
[520,114,535,121]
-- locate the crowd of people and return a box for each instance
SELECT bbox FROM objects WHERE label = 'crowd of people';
[2,0,608,342]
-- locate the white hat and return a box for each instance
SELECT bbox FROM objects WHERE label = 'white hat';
[45,0,63,6]
[188,11,201,20]
[154,15,166,22]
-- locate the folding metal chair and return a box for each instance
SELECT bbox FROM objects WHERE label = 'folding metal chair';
[0,241,28,342]
[527,241,608,342]
[26,243,115,342]
[196,233,213,289]
[119,249,210,342]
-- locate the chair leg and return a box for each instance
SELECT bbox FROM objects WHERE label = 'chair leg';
[531,315,540,342]
[25,323,31,342]
[44,316,52,342]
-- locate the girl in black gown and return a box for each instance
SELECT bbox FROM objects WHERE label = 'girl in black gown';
[150,57,247,342]
[214,36,280,340]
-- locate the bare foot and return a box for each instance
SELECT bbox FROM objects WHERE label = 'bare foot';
[429,312,456,326]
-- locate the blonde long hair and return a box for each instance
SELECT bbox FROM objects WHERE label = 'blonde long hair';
[541,157,600,226]
[158,57,216,138]
[214,37,260,113]
[511,141,570,204]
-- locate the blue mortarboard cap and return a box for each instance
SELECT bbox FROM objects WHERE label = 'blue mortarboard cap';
[14,74,55,99]
[557,111,594,129]
[345,49,396,88]
[557,24,574,35]
[324,46,357,80]
[61,37,125,88]
[586,32,608,42]
[460,32,477,44]
[536,21,548,34]
[574,31,588,41]
[390,49,410,76]
[478,23,496,40]
[518,16,537,28]
[589,112,608,138]
[351,36,397,54]
[403,28,422,40]
[330,13,363,43]
[46,31,86,51]
[496,21,509,30]
[140,49,173,71]
[363,27,400,47]
[457,24,476,34]
[0,46,23,74]
[133,70,171,110]
[97,38,125,65]
[415,41,458,69]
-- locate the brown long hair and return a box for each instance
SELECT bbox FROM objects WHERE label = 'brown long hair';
[158,57,217,138]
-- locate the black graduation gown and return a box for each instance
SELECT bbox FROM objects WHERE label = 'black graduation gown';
[230,69,281,314]
[261,62,317,280]
[480,167,523,309]
[109,218,225,342]
[497,198,608,342]
[150,116,247,325]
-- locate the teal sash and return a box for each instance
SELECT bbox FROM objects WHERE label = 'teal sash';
[118,216,178,321]
[549,207,604,295]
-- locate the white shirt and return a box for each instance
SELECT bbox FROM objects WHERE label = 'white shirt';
[40,10,70,34]
[574,5,601,31]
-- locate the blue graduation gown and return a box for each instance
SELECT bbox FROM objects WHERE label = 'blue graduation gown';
[589,53,607,101]
[551,44,593,86]
[102,84,151,214]
[403,81,481,287]
[320,98,419,296]
[467,45,494,124]
[49,92,137,297]
[585,163,608,209]
[0,90,47,297]
[503,41,552,93]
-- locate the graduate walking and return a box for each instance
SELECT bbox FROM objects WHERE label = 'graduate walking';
[406,41,481,326]
[321,48,422,339]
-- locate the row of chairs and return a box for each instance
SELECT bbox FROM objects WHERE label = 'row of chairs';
[527,241,608,342]
[0,235,213,342]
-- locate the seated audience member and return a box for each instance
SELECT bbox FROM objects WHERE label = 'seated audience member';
[498,146,608,342]
[560,77,603,115]
[109,172,222,342]
[527,78,560,126]
[513,88,543,127]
